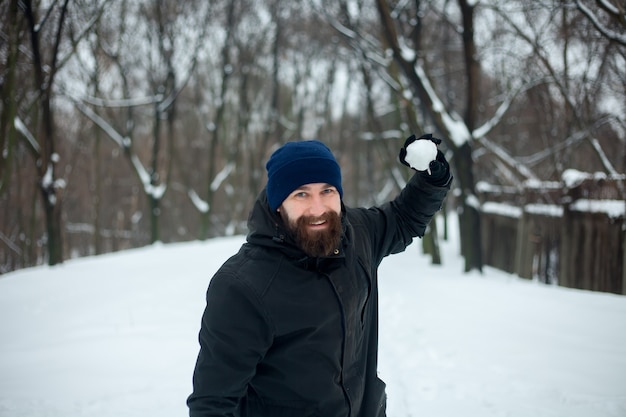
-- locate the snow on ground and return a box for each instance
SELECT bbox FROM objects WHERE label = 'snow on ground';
[0,214,625,417]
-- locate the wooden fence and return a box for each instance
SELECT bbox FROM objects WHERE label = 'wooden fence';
[478,173,625,295]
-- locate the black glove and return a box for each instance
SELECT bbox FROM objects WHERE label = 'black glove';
[399,133,452,187]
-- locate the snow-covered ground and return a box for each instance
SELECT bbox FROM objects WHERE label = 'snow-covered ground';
[1,215,625,417]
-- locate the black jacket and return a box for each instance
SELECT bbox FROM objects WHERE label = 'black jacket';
[187,173,449,417]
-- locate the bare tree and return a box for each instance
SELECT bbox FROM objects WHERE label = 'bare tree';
[7,0,109,265]
[72,0,210,244]
[574,0,626,47]
[315,0,625,272]
[314,0,485,270]
[482,1,625,184]
[198,0,238,240]
[2,0,623,274]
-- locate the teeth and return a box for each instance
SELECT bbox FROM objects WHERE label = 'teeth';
[311,220,325,225]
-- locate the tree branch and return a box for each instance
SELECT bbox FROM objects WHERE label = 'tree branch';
[575,0,626,45]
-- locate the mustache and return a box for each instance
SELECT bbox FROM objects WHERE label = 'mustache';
[298,212,334,225]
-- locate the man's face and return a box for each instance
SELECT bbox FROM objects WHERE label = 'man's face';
[278,183,342,257]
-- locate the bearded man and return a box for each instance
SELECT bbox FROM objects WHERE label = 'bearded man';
[187,136,452,417]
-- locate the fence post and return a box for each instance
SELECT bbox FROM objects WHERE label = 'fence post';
[514,213,525,277]
[622,225,626,295]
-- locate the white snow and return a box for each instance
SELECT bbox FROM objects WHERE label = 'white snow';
[570,199,625,219]
[42,164,54,189]
[525,203,564,218]
[562,169,608,188]
[210,162,235,192]
[0,214,625,417]
[404,139,437,172]
[413,62,472,148]
[575,0,626,45]
[14,117,41,154]
[482,201,523,218]
[187,189,210,213]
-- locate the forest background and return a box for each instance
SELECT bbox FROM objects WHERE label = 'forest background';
[0,0,624,276]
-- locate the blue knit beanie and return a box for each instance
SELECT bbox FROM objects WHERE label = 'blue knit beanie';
[265,140,343,211]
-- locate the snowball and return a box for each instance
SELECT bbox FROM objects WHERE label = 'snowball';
[405,139,437,171]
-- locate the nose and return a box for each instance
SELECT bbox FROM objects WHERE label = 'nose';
[307,194,326,217]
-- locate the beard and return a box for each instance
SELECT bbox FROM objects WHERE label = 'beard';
[282,210,343,258]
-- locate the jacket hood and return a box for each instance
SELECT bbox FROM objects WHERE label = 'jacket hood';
[246,188,349,261]
[245,188,293,253]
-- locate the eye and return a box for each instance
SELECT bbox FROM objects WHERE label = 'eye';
[322,187,336,194]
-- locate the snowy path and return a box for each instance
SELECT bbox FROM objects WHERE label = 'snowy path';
[379,241,626,417]
[1,226,625,416]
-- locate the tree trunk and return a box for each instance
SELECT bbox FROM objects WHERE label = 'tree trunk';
[456,141,482,272]
[375,0,483,272]
[422,217,442,265]
[23,0,69,266]
[0,0,20,195]
[41,188,64,264]
[149,194,160,243]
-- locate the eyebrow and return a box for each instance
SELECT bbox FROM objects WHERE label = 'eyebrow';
[295,183,334,191]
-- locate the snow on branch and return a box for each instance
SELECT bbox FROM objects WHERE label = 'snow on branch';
[377,67,402,92]
[517,116,616,169]
[476,135,538,181]
[575,0,626,46]
[596,0,622,15]
[0,231,21,256]
[156,59,199,114]
[375,178,398,205]
[129,154,164,199]
[320,12,358,41]
[185,162,235,214]
[71,96,167,200]
[78,94,164,108]
[14,117,40,154]
[72,99,126,148]
[313,4,389,69]
[359,129,404,141]
[589,136,619,176]
[472,77,550,140]
[57,0,116,70]
[414,62,471,147]
[491,159,524,189]
[210,162,235,192]
[187,189,209,213]
[517,129,588,166]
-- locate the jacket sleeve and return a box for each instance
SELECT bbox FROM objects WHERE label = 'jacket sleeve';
[187,271,273,417]
[350,172,450,264]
